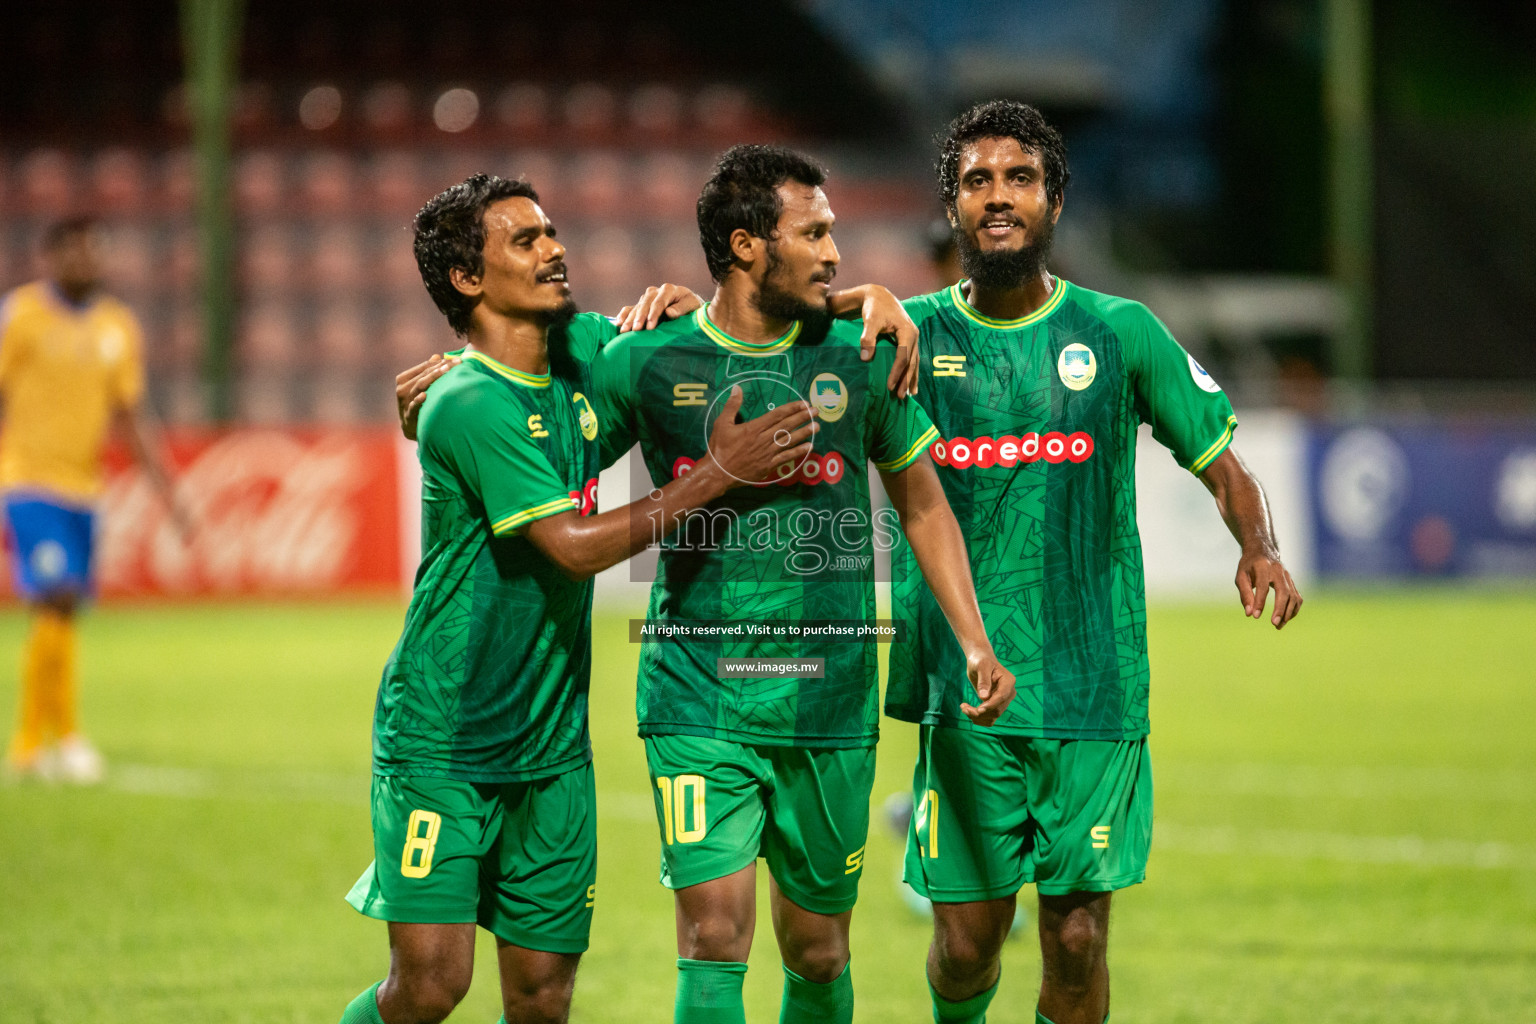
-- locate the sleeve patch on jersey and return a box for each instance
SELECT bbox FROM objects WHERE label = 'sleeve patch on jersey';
[1188,415,1238,475]
[491,496,579,535]
[1188,354,1223,393]
[876,425,941,473]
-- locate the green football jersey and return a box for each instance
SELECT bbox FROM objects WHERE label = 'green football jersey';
[885,280,1237,740]
[593,306,937,749]
[371,313,615,781]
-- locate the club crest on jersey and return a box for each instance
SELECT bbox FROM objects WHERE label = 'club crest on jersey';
[1188,354,1222,393]
[572,392,599,440]
[810,373,848,422]
[1057,343,1096,391]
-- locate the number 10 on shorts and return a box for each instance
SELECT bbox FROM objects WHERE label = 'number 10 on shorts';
[656,774,706,844]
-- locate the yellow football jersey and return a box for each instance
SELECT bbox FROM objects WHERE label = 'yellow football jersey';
[0,282,145,501]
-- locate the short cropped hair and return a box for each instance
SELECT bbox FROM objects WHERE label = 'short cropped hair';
[697,145,828,282]
[43,216,97,250]
[413,173,539,336]
[936,100,1070,211]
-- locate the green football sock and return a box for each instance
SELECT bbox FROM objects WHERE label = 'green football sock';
[780,962,853,1024]
[675,958,748,1024]
[930,978,997,1024]
[339,981,385,1024]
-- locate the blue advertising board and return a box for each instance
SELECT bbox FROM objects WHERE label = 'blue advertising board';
[1308,423,1536,579]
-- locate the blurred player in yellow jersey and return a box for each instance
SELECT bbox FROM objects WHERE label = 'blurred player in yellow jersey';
[0,217,185,783]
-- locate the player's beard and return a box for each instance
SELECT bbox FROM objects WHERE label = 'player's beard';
[534,296,579,328]
[956,215,1055,289]
[753,242,833,324]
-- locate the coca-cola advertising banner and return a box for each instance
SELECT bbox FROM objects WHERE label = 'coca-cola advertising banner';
[4,428,412,599]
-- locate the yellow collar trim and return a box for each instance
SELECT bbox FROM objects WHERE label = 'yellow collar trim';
[462,350,551,388]
[695,305,801,356]
[949,277,1069,330]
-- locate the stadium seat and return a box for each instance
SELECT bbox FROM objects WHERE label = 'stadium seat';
[369,151,427,213]
[563,83,619,140]
[104,223,155,292]
[628,84,685,142]
[313,302,368,368]
[161,150,195,212]
[363,81,415,135]
[91,149,150,213]
[239,302,300,369]
[296,151,353,215]
[241,225,294,294]
[236,151,287,215]
[636,151,699,219]
[18,149,74,215]
[310,226,366,294]
[569,150,625,218]
[495,84,550,139]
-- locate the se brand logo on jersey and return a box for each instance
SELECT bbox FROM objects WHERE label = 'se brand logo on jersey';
[810,373,848,422]
[1057,344,1096,391]
[673,451,847,488]
[572,392,599,441]
[930,432,1094,468]
[527,414,549,438]
[932,354,967,378]
[1187,354,1222,393]
[567,477,600,516]
[673,383,708,406]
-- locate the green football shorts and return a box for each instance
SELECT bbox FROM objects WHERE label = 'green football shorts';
[644,734,876,915]
[345,764,597,953]
[904,726,1152,901]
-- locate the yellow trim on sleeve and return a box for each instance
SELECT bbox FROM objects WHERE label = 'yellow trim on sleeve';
[948,277,1069,330]
[491,496,577,535]
[695,305,801,355]
[875,425,940,472]
[1188,415,1239,475]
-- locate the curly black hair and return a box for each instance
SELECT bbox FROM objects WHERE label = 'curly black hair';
[936,100,1070,212]
[697,145,828,283]
[413,173,540,336]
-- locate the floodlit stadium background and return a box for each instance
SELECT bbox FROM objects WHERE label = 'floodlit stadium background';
[1,2,1533,1022]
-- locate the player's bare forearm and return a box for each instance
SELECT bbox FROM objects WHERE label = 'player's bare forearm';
[526,389,816,580]
[1198,447,1302,628]
[880,459,1016,724]
[827,284,920,397]
[523,458,735,580]
[115,406,193,538]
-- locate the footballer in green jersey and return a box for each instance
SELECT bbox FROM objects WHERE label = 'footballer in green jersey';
[339,174,819,1024]
[603,145,1014,1024]
[893,102,1303,1024]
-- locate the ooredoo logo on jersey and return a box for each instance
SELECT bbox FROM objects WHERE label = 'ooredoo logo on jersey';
[929,431,1095,468]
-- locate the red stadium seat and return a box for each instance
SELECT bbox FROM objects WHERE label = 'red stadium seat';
[310,226,366,295]
[313,302,368,368]
[91,149,150,213]
[18,149,75,216]
[236,151,287,215]
[296,151,353,215]
[241,225,293,294]
[239,302,299,369]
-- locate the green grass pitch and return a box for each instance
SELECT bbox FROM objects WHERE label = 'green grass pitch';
[1,591,1534,1023]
